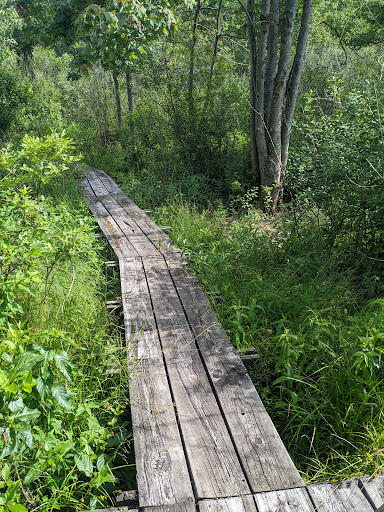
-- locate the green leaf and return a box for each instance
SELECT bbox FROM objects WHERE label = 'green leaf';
[53,351,73,381]
[7,397,23,413]
[3,382,17,394]
[14,406,40,422]
[96,453,111,471]
[14,352,39,376]
[24,463,42,484]
[19,429,33,449]
[36,375,52,401]
[51,384,72,409]
[1,464,10,479]
[75,454,93,477]
[8,504,27,512]
[21,370,36,393]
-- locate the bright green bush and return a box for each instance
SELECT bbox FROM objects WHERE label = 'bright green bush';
[289,79,384,297]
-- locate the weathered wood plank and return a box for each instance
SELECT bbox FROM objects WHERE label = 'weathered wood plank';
[360,475,384,509]
[142,504,196,512]
[86,173,161,257]
[143,259,250,499]
[81,179,139,258]
[307,479,373,512]
[129,358,194,508]
[119,258,162,360]
[167,261,304,493]
[143,261,194,358]
[94,169,181,257]
[199,495,257,511]
[254,488,314,511]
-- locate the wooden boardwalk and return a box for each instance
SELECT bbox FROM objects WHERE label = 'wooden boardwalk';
[81,168,384,512]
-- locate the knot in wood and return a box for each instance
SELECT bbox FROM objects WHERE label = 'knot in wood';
[212,368,223,379]
[151,449,171,472]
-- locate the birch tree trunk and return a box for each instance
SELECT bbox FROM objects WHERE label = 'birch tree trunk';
[245,0,313,210]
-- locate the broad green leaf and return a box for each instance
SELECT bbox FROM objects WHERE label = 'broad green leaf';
[7,397,23,413]
[53,351,73,381]
[51,384,72,409]
[8,503,28,512]
[0,431,18,458]
[14,406,40,422]
[96,453,111,471]
[1,464,10,479]
[21,370,36,393]
[36,375,52,401]
[0,369,8,387]
[19,429,33,449]
[14,352,39,375]
[3,382,17,394]
[75,454,93,477]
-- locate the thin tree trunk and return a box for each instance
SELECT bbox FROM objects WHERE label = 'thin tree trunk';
[246,0,258,175]
[125,64,134,138]
[281,0,313,174]
[264,0,280,121]
[262,0,298,208]
[112,72,125,150]
[254,0,271,189]
[204,0,223,110]
[188,0,201,143]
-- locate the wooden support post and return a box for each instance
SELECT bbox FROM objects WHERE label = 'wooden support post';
[106,299,123,314]
[105,260,119,273]
[238,347,260,367]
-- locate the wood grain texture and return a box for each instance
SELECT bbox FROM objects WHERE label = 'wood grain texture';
[360,475,384,509]
[143,259,250,499]
[167,262,303,492]
[93,169,181,257]
[142,504,196,512]
[129,358,194,508]
[86,173,161,257]
[119,258,162,360]
[81,179,138,258]
[199,495,257,511]
[307,479,373,511]
[254,488,314,511]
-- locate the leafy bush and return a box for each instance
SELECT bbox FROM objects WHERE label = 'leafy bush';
[0,134,132,510]
[0,68,28,138]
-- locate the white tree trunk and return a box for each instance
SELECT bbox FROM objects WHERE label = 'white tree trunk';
[245,0,313,210]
